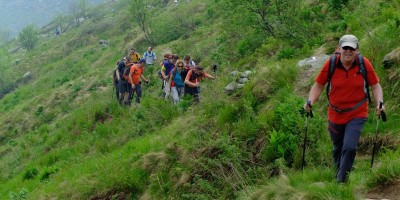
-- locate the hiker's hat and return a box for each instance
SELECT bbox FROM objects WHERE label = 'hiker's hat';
[139,58,146,63]
[339,34,358,49]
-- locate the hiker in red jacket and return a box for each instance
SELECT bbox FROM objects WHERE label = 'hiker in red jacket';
[304,34,385,183]
[184,66,215,102]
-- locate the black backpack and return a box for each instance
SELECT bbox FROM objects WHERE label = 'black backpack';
[180,67,190,83]
[113,59,124,84]
[326,53,372,113]
[123,63,134,79]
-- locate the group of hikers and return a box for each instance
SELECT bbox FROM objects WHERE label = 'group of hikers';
[113,47,216,106]
[112,34,387,184]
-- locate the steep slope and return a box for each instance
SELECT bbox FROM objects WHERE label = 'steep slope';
[0,0,399,199]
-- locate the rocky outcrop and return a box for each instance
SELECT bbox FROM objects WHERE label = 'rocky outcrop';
[383,48,400,68]
[9,46,21,54]
[23,72,31,79]
[297,54,330,68]
[224,70,252,93]
[99,39,109,47]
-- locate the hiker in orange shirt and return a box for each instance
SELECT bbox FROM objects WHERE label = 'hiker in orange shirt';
[128,59,149,105]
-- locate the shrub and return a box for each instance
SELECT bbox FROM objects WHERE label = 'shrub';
[39,166,59,181]
[277,47,296,60]
[263,130,297,166]
[18,25,39,51]
[237,32,264,56]
[9,188,29,200]
[22,167,39,180]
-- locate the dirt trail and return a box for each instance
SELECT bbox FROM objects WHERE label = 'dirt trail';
[365,180,400,200]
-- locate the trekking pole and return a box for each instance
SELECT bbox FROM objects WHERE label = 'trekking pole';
[302,100,313,171]
[213,64,218,77]
[371,101,387,168]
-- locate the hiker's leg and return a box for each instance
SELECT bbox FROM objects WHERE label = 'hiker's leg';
[164,80,171,100]
[136,83,142,103]
[128,85,134,106]
[124,82,130,105]
[114,82,119,100]
[337,118,366,183]
[171,86,179,105]
[184,85,189,96]
[118,80,126,104]
[177,86,184,98]
[194,93,200,103]
[328,121,345,176]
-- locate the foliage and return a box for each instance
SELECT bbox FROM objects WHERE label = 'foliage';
[130,0,154,45]
[22,167,39,180]
[264,130,297,165]
[9,188,29,200]
[0,29,11,45]
[38,166,59,181]
[329,0,350,11]
[241,168,355,200]
[18,25,39,51]
[366,149,400,188]
[1,0,400,199]
[69,0,89,26]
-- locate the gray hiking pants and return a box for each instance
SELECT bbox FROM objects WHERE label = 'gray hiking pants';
[328,118,366,183]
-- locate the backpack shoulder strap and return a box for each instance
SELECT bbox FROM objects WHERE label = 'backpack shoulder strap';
[326,54,337,100]
[357,54,372,104]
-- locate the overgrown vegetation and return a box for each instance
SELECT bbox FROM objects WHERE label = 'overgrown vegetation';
[18,25,39,51]
[0,0,399,199]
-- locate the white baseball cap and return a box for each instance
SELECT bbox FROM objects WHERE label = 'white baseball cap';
[339,34,358,49]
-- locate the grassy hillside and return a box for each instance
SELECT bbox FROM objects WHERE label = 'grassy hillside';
[0,0,399,199]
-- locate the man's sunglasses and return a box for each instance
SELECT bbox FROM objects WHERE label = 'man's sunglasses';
[342,46,356,51]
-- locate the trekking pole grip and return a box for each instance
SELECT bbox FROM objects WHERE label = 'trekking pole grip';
[306,99,314,118]
[379,101,387,122]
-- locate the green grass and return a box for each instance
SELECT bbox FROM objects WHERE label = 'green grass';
[0,0,400,199]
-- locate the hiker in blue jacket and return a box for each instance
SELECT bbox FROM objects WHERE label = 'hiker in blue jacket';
[143,47,156,74]
[169,59,185,104]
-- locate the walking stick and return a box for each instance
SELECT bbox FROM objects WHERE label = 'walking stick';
[213,64,218,77]
[371,101,387,168]
[302,100,314,171]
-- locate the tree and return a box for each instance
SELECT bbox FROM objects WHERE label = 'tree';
[0,29,11,45]
[70,1,80,26]
[220,0,311,45]
[18,25,39,51]
[78,0,88,20]
[130,0,155,45]
[70,0,88,26]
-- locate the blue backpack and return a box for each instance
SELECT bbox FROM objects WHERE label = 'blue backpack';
[172,67,185,87]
